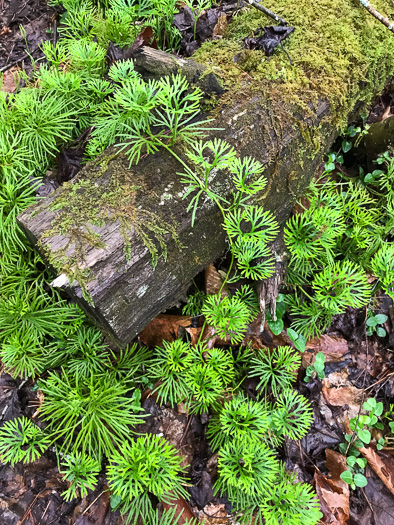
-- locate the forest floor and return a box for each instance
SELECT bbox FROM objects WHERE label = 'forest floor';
[1,1,394,524]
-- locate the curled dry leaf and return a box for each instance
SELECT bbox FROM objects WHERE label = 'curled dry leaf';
[205,263,224,296]
[313,449,349,525]
[358,444,394,497]
[322,378,362,407]
[194,503,228,524]
[303,335,348,368]
[162,495,196,524]
[139,314,192,346]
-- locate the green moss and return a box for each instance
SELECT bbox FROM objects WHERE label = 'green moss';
[39,153,182,300]
[194,0,394,125]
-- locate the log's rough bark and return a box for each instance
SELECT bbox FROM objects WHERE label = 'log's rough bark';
[16,48,377,345]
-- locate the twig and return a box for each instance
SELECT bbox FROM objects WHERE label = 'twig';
[359,0,394,32]
[83,490,107,515]
[362,371,394,393]
[245,0,288,25]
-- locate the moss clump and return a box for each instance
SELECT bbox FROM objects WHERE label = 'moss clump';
[194,0,394,125]
[39,152,182,299]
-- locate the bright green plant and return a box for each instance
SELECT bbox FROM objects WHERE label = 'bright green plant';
[0,417,51,465]
[202,285,259,343]
[265,294,286,335]
[60,452,101,500]
[214,440,279,510]
[50,325,111,378]
[0,332,47,379]
[185,364,224,414]
[257,467,323,525]
[39,371,145,457]
[207,394,269,451]
[150,339,193,405]
[271,389,313,442]
[107,434,188,523]
[340,455,368,490]
[366,311,388,337]
[0,285,75,343]
[304,352,325,382]
[249,346,301,396]
[371,244,394,300]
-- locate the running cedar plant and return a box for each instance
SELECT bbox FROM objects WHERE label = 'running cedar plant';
[207,394,271,451]
[39,370,145,457]
[107,434,188,524]
[0,417,51,465]
[214,440,280,509]
[284,151,394,339]
[60,452,101,501]
[249,346,301,396]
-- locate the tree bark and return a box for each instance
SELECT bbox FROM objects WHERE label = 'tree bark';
[17,49,346,346]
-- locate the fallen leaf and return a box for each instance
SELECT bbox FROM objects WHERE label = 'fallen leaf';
[243,26,295,56]
[212,14,228,37]
[303,335,348,366]
[162,496,196,524]
[138,314,192,346]
[314,468,349,524]
[194,503,228,524]
[0,67,19,93]
[205,263,224,295]
[322,379,362,407]
[358,444,394,496]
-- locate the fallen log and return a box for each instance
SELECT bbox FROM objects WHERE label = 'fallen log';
[18,2,394,346]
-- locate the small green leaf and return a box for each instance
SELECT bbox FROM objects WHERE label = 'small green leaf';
[376,327,386,338]
[339,443,347,455]
[342,140,352,153]
[374,314,387,324]
[325,162,335,172]
[376,422,384,430]
[355,438,364,448]
[347,456,356,467]
[268,318,284,336]
[363,398,376,410]
[294,334,306,352]
[358,429,371,444]
[315,352,325,364]
[364,173,374,183]
[357,458,367,468]
[354,473,368,488]
[375,402,383,416]
[340,471,354,485]
[366,317,378,327]
[110,494,122,509]
[287,328,299,342]
[366,328,373,336]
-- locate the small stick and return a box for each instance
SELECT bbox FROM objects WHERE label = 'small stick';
[359,0,394,32]
[246,0,288,25]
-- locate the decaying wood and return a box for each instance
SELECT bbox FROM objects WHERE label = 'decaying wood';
[17,48,354,346]
[133,47,225,94]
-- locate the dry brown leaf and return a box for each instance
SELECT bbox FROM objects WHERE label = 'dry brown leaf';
[1,67,19,93]
[205,263,224,295]
[314,450,349,525]
[303,335,348,367]
[162,496,196,524]
[322,379,362,407]
[212,13,228,37]
[138,314,191,346]
[195,503,228,524]
[358,444,394,496]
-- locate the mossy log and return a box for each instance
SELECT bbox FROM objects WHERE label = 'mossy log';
[18,3,394,346]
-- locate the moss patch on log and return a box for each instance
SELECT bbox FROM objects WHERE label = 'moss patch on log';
[38,151,182,301]
[194,0,394,125]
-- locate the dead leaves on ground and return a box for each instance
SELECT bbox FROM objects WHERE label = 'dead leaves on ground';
[314,450,349,525]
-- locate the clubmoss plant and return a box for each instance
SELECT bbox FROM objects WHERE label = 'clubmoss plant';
[249,346,301,396]
[107,434,188,523]
[271,389,314,441]
[150,339,193,405]
[214,440,279,510]
[39,371,145,457]
[207,394,270,451]
[60,452,101,500]
[0,417,51,465]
